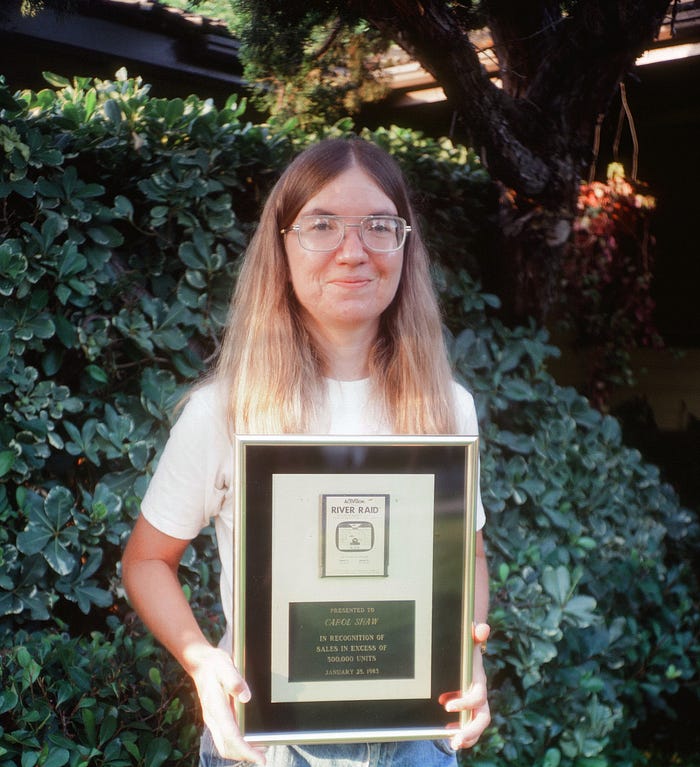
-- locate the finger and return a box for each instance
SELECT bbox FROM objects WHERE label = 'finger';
[441,680,488,712]
[472,622,491,644]
[210,725,266,766]
[445,705,491,750]
[203,693,265,765]
[438,690,458,707]
[219,669,252,704]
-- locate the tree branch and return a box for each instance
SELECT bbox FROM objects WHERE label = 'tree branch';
[483,0,562,98]
[348,0,553,196]
[311,16,344,61]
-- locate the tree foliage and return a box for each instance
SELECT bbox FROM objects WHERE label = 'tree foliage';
[562,163,661,407]
[229,2,391,126]
[0,71,698,766]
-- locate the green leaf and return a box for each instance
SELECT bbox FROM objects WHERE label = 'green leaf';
[54,313,77,347]
[495,430,533,454]
[17,313,55,341]
[84,88,97,118]
[114,194,134,218]
[41,347,63,376]
[139,696,156,714]
[21,751,39,767]
[542,566,570,606]
[501,378,536,401]
[41,748,70,767]
[600,415,621,444]
[42,71,71,88]
[128,441,149,471]
[82,707,97,747]
[0,87,22,111]
[165,97,185,126]
[143,737,172,767]
[85,364,109,384]
[16,487,79,575]
[0,450,16,477]
[87,225,124,247]
[57,246,87,280]
[178,241,207,270]
[563,595,598,627]
[154,326,188,351]
[0,685,19,713]
[98,713,118,746]
[148,666,162,689]
[103,98,123,126]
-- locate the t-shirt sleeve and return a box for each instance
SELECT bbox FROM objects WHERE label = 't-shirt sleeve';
[452,382,486,531]
[140,386,232,540]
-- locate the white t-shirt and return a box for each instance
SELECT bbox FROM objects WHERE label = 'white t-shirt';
[141,378,485,645]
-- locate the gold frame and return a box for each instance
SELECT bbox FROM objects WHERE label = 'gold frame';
[233,435,479,745]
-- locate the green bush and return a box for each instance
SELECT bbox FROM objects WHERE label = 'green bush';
[0,618,200,766]
[441,273,700,765]
[0,68,286,765]
[0,71,698,766]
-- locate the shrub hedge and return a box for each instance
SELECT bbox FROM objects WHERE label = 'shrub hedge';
[0,70,698,767]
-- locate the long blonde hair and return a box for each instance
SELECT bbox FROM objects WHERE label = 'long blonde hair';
[211,137,457,434]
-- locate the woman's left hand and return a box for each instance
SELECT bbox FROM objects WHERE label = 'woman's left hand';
[438,622,491,750]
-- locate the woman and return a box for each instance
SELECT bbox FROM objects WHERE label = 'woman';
[122,137,490,767]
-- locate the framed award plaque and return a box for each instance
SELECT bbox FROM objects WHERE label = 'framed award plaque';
[232,435,479,745]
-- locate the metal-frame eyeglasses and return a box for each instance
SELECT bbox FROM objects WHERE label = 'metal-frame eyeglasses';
[280,215,411,253]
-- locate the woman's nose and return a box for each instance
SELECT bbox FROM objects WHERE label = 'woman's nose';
[334,225,367,262]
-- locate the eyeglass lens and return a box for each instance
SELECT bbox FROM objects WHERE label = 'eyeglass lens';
[297,216,405,252]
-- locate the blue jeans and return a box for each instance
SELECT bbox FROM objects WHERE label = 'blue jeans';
[199,728,458,766]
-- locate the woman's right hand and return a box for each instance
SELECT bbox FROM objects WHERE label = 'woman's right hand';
[187,644,266,765]
[121,516,264,763]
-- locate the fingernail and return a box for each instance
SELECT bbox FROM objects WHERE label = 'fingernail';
[240,689,251,703]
